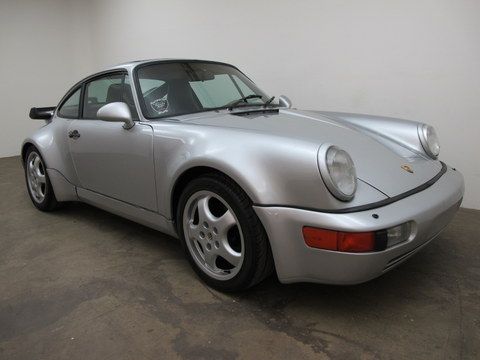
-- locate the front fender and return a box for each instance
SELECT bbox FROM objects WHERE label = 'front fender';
[151,122,387,219]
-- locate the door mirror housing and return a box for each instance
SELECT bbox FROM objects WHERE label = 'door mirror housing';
[97,102,135,129]
[278,95,292,108]
[29,106,55,120]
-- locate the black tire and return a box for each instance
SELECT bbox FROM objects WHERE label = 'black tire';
[176,173,274,292]
[24,146,60,211]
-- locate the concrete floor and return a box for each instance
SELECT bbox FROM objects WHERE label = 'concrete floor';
[0,156,479,360]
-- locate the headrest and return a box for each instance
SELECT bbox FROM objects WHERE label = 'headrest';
[106,83,123,103]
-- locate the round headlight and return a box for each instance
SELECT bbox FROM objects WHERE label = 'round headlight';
[418,124,440,159]
[318,144,357,201]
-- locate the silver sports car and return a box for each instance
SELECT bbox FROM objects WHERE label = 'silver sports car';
[23,59,464,291]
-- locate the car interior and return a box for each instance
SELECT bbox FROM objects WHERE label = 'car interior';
[83,81,139,120]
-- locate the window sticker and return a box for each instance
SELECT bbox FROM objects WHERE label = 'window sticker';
[150,94,169,114]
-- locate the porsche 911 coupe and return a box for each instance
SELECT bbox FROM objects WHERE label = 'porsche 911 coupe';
[24,59,464,291]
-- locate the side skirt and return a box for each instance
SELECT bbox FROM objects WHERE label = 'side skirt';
[76,187,178,238]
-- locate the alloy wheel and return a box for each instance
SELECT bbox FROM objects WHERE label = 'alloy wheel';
[182,190,244,281]
[26,152,47,203]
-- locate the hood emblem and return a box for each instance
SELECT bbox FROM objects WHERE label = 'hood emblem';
[401,164,414,173]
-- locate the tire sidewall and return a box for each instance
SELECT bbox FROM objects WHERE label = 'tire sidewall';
[24,147,56,211]
[176,176,259,291]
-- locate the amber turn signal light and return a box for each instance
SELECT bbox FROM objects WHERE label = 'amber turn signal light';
[302,226,376,253]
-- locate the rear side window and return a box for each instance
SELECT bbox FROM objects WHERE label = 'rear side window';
[83,73,138,120]
[57,88,81,118]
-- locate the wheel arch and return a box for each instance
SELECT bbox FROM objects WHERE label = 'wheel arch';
[171,166,252,227]
[21,139,78,203]
[21,141,47,167]
[21,142,33,162]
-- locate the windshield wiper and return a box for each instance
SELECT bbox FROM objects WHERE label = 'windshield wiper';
[264,96,275,107]
[227,94,264,110]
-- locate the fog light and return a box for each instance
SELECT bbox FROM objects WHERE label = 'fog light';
[386,222,412,247]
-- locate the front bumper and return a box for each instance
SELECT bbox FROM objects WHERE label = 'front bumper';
[254,166,464,285]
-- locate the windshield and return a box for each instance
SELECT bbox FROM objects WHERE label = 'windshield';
[135,62,270,119]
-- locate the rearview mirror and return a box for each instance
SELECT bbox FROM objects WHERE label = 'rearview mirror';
[97,102,134,130]
[195,68,215,81]
[278,95,292,108]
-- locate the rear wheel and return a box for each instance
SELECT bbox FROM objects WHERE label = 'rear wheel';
[24,147,59,211]
[176,174,274,291]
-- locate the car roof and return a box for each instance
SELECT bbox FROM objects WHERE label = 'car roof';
[105,58,235,72]
[57,59,240,107]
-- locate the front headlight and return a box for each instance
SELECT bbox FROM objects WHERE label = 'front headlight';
[318,144,357,201]
[418,124,440,159]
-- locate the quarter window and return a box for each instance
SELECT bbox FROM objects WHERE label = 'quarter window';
[57,87,81,118]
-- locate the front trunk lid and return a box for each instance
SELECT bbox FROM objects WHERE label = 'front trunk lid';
[179,108,443,198]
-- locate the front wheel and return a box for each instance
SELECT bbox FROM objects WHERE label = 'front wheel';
[24,147,59,211]
[176,174,274,291]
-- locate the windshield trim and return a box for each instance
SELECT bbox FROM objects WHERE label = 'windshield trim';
[132,60,267,120]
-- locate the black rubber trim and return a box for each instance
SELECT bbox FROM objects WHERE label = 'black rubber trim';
[254,162,448,214]
[231,108,279,116]
[374,229,388,251]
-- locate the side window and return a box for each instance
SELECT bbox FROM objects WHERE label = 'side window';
[83,74,138,120]
[57,87,81,118]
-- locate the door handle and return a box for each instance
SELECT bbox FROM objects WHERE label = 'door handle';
[68,130,80,139]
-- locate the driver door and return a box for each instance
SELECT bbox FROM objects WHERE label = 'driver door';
[68,72,157,211]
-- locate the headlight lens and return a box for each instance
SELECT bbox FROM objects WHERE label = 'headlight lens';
[319,145,357,201]
[418,124,440,159]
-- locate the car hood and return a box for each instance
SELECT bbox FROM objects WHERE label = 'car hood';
[179,108,443,198]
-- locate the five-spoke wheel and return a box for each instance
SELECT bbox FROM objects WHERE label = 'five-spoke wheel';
[24,146,59,211]
[183,190,244,280]
[177,173,274,291]
[26,151,47,203]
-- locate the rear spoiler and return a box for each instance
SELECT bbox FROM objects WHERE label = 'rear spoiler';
[29,106,55,120]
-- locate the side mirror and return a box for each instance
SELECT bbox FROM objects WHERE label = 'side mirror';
[29,106,55,120]
[278,95,292,109]
[97,102,135,130]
